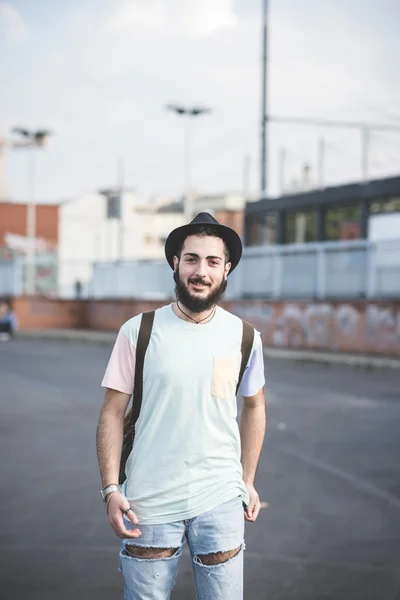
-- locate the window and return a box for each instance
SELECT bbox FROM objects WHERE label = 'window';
[324,204,361,241]
[370,197,400,214]
[246,214,277,246]
[285,211,316,244]
[264,213,277,245]
[106,195,121,219]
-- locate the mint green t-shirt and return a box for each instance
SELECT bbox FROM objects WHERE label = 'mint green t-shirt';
[101,304,265,524]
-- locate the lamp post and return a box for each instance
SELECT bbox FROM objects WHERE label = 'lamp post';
[11,127,52,294]
[166,104,211,222]
[260,0,269,196]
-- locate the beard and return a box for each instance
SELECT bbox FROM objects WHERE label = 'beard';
[174,267,228,313]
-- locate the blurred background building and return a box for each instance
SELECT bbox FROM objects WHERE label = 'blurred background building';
[0,187,247,297]
[245,174,400,246]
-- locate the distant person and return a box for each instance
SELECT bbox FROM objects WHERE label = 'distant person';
[96,213,266,599]
[0,299,18,342]
[74,279,83,299]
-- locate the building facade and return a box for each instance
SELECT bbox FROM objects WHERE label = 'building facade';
[245,175,400,246]
[58,190,186,297]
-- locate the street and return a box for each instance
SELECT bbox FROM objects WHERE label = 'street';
[1,338,400,600]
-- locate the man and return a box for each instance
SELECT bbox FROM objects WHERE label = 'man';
[97,213,266,599]
[0,299,18,342]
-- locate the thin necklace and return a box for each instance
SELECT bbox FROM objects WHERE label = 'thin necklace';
[176,301,216,325]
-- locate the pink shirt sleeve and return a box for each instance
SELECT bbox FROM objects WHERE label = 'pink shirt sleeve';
[238,331,265,397]
[101,329,136,394]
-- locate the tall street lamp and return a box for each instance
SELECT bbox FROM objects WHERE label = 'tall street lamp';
[166,104,211,222]
[11,127,52,294]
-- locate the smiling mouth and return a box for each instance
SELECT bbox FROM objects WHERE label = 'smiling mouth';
[190,281,209,289]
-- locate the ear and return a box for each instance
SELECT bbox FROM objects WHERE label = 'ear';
[173,255,179,272]
[224,261,232,278]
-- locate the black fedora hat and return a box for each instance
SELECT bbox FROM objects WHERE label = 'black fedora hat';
[165,212,243,274]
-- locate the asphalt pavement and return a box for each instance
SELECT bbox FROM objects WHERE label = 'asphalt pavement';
[1,337,400,600]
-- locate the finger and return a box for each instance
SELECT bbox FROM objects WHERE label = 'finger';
[119,527,142,539]
[246,500,256,518]
[111,519,142,539]
[245,500,259,521]
[111,512,141,536]
[122,507,139,524]
[244,508,253,521]
[245,510,255,522]
[252,502,261,521]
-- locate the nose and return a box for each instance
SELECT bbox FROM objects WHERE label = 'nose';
[194,259,208,280]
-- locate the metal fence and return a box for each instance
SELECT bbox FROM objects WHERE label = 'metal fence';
[91,259,174,300]
[1,239,400,299]
[89,239,400,300]
[0,260,23,297]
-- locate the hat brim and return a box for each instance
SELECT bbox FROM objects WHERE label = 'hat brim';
[165,223,242,274]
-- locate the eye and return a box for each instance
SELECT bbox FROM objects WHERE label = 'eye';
[210,260,219,266]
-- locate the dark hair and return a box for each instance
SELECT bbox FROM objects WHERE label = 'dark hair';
[0,297,11,308]
[175,225,230,263]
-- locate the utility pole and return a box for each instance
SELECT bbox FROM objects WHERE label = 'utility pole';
[0,127,6,201]
[361,127,370,183]
[11,128,53,294]
[117,156,125,261]
[243,154,251,201]
[260,0,268,196]
[27,149,36,292]
[317,138,325,189]
[279,146,287,195]
[166,104,211,222]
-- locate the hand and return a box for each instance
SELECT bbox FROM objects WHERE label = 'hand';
[244,483,261,522]
[107,492,142,539]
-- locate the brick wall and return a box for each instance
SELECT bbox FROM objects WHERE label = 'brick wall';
[0,202,59,247]
[87,299,166,330]
[14,297,87,329]
[12,296,400,357]
[215,210,244,238]
[224,299,400,357]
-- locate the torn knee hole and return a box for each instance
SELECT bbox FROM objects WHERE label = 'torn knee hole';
[196,545,241,566]
[125,545,178,559]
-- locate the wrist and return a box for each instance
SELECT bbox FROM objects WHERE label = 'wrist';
[243,477,255,486]
[102,481,119,489]
[100,483,122,502]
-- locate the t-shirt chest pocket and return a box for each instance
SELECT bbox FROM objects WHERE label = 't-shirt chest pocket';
[211,356,239,400]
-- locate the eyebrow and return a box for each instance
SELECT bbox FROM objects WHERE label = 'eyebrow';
[183,253,223,261]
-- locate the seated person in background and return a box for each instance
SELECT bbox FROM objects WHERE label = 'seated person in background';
[0,299,18,341]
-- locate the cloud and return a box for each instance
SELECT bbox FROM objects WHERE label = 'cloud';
[2,0,400,203]
[105,0,238,39]
[0,2,29,43]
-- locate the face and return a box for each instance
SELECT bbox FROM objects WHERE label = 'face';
[173,235,231,313]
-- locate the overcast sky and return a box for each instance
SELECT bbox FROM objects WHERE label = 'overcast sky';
[1,0,400,204]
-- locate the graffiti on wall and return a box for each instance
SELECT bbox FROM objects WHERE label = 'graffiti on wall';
[366,304,400,352]
[233,301,400,356]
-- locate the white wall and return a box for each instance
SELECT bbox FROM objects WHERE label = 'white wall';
[58,190,185,297]
[195,193,245,213]
[368,213,400,241]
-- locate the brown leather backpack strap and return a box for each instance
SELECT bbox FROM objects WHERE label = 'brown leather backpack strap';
[130,310,155,429]
[236,320,255,395]
[119,310,155,484]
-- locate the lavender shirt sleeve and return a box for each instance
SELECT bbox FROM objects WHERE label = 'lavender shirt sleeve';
[101,329,136,394]
[238,331,265,397]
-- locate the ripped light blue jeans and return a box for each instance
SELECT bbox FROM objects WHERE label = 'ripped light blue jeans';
[119,496,245,600]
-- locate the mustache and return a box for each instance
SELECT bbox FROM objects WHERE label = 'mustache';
[188,278,210,286]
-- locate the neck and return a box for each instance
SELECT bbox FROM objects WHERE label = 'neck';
[173,301,216,324]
